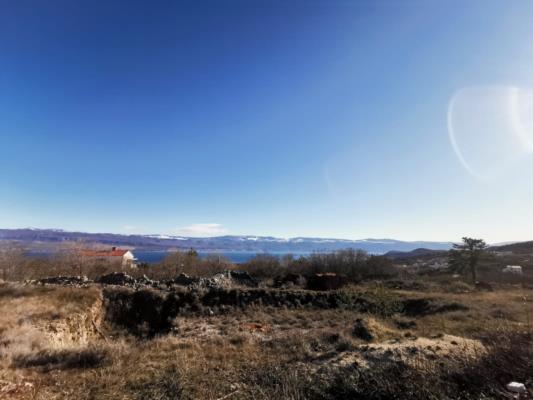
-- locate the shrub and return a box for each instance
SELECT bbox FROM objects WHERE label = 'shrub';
[103,288,177,337]
[307,361,442,400]
[291,250,399,282]
[243,254,285,278]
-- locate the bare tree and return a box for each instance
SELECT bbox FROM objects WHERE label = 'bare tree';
[55,240,88,276]
[0,242,25,281]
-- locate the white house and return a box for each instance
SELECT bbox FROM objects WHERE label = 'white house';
[502,265,523,274]
[81,247,137,268]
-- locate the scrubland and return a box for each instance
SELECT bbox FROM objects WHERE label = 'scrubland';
[1,248,533,399]
[1,275,532,400]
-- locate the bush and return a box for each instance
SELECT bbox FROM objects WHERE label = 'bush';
[243,254,285,278]
[103,288,178,337]
[306,273,348,291]
[147,251,235,280]
[307,361,442,400]
[292,250,399,282]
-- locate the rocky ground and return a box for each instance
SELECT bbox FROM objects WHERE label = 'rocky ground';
[0,275,532,399]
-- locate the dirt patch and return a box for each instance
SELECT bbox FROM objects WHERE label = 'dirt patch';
[324,334,484,370]
[36,291,106,347]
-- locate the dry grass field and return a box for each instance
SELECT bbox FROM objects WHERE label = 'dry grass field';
[0,279,532,400]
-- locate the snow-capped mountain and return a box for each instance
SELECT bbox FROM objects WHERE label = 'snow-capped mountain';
[0,228,453,254]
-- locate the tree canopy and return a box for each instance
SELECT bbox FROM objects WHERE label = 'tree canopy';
[448,237,487,282]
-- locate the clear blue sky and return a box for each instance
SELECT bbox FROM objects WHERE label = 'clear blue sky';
[2,0,533,243]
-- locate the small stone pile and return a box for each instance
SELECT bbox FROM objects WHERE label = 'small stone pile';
[97,272,137,286]
[169,270,258,290]
[136,274,158,287]
[31,276,91,287]
[168,273,201,287]
[227,270,258,287]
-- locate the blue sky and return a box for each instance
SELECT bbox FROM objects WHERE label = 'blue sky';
[2,0,533,242]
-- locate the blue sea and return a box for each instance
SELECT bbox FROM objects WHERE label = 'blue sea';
[134,251,311,264]
[27,250,311,264]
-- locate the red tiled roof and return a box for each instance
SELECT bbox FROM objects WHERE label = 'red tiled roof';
[81,249,129,257]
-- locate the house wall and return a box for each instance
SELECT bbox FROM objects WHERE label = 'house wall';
[81,251,136,269]
[122,251,136,268]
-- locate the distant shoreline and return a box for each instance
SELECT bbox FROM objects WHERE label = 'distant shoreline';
[25,250,314,264]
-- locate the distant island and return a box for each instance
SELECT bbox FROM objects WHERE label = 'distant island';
[0,228,453,254]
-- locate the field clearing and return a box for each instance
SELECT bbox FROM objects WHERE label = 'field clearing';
[0,281,532,399]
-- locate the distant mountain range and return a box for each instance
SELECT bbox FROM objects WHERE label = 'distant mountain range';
[384,241,533,260]
[0,228,454,254]
[384,248,448,260]
[489,241,533,254]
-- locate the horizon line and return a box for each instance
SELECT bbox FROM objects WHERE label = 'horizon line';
[0,226,509,245]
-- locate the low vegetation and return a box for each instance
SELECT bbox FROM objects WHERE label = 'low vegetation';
[1,240,533,399]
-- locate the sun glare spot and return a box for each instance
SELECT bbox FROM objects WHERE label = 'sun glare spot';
[509,86,533,153]
[447,85,532,180]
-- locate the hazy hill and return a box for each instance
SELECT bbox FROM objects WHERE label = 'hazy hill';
[384,248,448,260]
[490,241,533,254]
[0,228,453,254]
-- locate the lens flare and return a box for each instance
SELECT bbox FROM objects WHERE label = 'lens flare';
[509,86,533,153]
[447,86,531,180]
